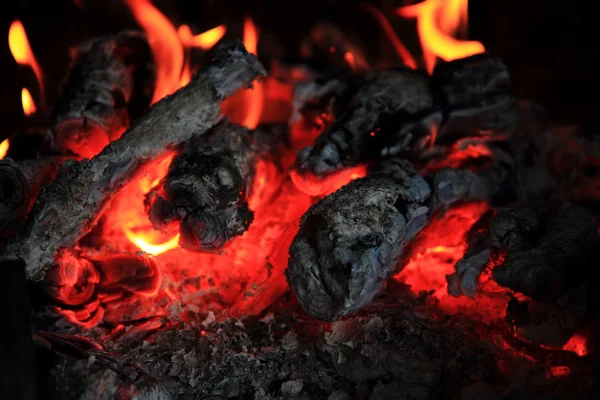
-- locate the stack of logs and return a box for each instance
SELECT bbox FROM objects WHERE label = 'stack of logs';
[1,22,599,400]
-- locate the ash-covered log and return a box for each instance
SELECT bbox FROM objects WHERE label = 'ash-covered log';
[51,31,154,159]
[286,156,514,321]
[0,157,65,238]
[146,123,257,251]
[1,40,266,281]
[294,53,518,177]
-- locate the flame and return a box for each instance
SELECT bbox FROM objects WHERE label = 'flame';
[178,24,227,49]
[396,0,485,73]
[241,17,264,129]
[125,230,180,256]
[8,20,44,109]
[362,4,417,69]
[0,139,9,159]
[123,0,183,103]
[290,165,368,197]
[562,333,588,356]
[344,52,356,70]
[21,87,37,116]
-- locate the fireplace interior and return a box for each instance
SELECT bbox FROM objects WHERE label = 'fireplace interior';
[1,1,599,399]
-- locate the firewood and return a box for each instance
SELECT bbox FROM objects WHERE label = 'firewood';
[1,40,266,281]
[493,204,599,301]
[294,54,518,177]
[0,157,65,238]
[285,157,513,321]
[51,31,154,159]
[146,123,257,251]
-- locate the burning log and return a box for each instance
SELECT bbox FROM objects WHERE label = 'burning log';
[1,40,266,281]
[0,156,66,238]
[146,123,257,251]
[286,156,514,321]
[51,31,154,159]
[294,54,518,177]
[493,204,599,301]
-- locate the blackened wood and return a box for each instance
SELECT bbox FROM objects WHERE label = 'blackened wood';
[51,31,154,159]
[0,157,65,238]
[493,204,599,301]
[0,259,36,400]
[1,40,266,281]
[286,157,511,321]
[295,67,434,175]
[146,123,256,251]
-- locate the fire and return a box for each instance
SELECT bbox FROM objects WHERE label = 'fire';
[562,333,588,357]
[395,202,509,321]
[8,20,44,109]
[0,139,9,159]
[123,0,184,103]
[241,17,264,129]
[396,0,485,73]
[125,230,180,256]
[362,4,417,69]
[178,24,227,50]
[290,165,368,197]
[21,87,37,116]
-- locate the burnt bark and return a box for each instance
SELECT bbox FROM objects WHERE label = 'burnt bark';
[294,54,518,177]
[146,123,256,251]
[1,40,266,281]
[493,204,599,301]
[286,157,513,321]
[0,157,65,238]
[51,31,154,159]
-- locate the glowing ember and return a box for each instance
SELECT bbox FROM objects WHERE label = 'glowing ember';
[343,51,356,70]
[241,16,264,129]
[0,139,9,159]
[21,87,36,116]
[549,366,572,379]
[562,333,589,356]
[396,0,485,73]
[8,20,44,109]
[124,0,184,103]
[178,24,227,49]
[290,165,368,197]
[395,202,509,321]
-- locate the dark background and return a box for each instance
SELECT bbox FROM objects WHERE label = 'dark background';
[1,0,598,139]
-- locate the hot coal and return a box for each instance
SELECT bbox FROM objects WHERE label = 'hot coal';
[286,156,514,321]
[51,31,154,159]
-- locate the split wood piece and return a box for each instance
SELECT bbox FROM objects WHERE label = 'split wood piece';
[146,123,256,251]
[294,54,517,177]
[286,157,513,321]
[0,157,66,238]
[492,204,599,301]
[1,40,266,281]
[51,31,154,159]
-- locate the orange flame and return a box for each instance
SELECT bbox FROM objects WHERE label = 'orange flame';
[178,24,227,49]
[241,17,264,129]
[362,4,417,69]
[0,139,9,159]
[396,0,485,73]
[290,165,368,197]
[123,0,183,103]
[9,20,44,109]
[21,87,37,116]
[125,230,180,255]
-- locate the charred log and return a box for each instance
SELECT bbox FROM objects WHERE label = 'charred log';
[3,128,55,161]
[51,31,154,159]
[294,54,518,177]
[146,123,256,251]
[0,157,65,238]
[1,40,266,281]
[286,157,513,321]
[493,204,599,301]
